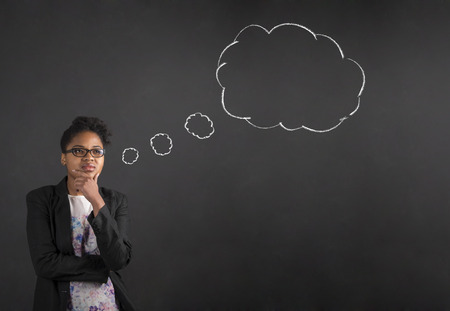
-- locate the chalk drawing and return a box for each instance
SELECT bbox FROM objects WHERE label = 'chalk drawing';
[185,112,215,139]
[216,23,366,133]
[150,133,173,156]
[122,147,139,165]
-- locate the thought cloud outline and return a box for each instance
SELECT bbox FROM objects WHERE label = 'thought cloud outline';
[185,112,215,139]
[216,23,366,133]
[150,133,173,156]
[122,147,139,165]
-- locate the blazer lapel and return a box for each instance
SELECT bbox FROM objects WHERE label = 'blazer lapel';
[54,177,73,254]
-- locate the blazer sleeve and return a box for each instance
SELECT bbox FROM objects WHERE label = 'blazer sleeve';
[87,193,132,271]
[26,190,109,283]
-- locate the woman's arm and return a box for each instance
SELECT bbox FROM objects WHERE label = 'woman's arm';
[71,171,133,272]
[87,193,133,271]
[26,191,109,283]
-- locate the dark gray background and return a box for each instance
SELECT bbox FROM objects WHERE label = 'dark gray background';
[2,0,450,309]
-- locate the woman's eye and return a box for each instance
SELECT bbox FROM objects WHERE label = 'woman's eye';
[92,149,102,156]
[73,148,84,155]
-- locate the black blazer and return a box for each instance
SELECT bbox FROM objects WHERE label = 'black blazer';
[26,177,137,311]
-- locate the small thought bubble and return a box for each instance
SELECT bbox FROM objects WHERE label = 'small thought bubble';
[150,133,173,156]
[185,112,215,139]
[122,147,139,165]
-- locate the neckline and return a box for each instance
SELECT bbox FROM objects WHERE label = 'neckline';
[68,194,86,198]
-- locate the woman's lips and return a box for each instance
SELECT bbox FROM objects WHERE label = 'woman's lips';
[81,164,95,172]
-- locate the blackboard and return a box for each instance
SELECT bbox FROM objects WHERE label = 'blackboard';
[2,0,450,309]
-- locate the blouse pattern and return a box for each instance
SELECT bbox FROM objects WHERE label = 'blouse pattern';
[67,195,119,311]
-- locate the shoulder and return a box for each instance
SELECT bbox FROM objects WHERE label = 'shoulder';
[99,187,127,204]
[26,185,59,214]
[26,185,56,202]
[26,177,67,203]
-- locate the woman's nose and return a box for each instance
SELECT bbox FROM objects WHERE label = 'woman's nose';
[83,152,94,160]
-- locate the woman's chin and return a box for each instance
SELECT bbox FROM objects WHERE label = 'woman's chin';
[85,171,97,178]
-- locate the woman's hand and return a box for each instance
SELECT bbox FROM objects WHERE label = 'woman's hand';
[72,169,105,216]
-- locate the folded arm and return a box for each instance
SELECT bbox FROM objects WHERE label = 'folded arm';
[88,193,132,271]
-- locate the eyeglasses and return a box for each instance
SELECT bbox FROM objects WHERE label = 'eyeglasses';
[64,148,105,158]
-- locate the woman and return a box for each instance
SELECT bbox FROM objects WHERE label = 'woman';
[26,116,136,311]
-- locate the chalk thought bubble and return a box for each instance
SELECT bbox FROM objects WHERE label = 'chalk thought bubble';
[122,147,139,165]
[216,23,366,133]
[150,133,173,156]
[185,112,215,139]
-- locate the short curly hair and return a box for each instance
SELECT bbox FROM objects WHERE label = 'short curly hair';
[60,116,112,152]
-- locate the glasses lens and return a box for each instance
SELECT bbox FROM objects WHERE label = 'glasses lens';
[91,149,104,157]
[72,148,88,157]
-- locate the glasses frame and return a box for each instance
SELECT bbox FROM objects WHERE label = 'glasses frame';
[64,148,106,158]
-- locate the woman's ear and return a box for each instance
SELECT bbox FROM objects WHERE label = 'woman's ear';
[61,153,66,166]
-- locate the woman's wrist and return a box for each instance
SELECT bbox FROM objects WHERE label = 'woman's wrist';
[91,196,105,216]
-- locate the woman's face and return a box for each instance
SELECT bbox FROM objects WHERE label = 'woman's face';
[61,131,105,181]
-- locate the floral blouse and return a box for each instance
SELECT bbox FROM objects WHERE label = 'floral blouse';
[67,195,119,311]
